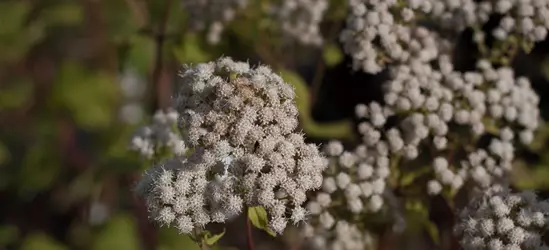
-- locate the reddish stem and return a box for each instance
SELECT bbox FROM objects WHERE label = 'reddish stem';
[246,215,255,250]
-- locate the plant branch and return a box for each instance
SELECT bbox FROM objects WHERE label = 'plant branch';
[149,0,174,112]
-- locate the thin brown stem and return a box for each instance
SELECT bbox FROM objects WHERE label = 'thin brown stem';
[149,0,173,112]
[246,214,255,250]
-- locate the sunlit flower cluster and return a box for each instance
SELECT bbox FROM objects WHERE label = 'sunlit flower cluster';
[135,57,327,235]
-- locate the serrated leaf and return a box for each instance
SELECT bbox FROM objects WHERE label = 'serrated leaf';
[203,229,225,246]
[247,206,276,236]
[323,43,343,67]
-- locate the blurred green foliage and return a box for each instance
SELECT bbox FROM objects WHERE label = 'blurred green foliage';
[1,0,549,249]
[0,0,223,249]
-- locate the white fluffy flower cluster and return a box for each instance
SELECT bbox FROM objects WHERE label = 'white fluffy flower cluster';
[270,0,328,46]
[340,0,459,73]
[135,157,243,234]
[302,140,387,250]
[136,57,327,235]
[374,56,540,194]
[340,0,549,74]
[129,109,186,158]
[478,0,549,43]
[455,189,549,250]
[181,0,248,44]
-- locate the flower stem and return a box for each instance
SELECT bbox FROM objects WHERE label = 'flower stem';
[246,213,255,250]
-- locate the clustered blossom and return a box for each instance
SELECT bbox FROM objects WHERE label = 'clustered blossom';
[477,0,549,43]
[340,0,458,73]
[129,109,186,158]
[302,140,387,250]
[378,57,539,193]
[269,0,328,46]
[136,57,326,235]
[455,188,549,250]
[181,0,248,44]
[340,0,549,74]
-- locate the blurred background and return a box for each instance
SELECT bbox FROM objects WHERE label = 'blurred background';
[2,0,549,249]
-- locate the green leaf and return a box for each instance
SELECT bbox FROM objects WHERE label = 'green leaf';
[203,229,225,246]
[422,220,440,245]
[92,213,140,250]
[323,43,343,67]
[247,206,276,237]
[21,233,67,250]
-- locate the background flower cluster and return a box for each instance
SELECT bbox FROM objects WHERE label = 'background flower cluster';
[3,0,549,250]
